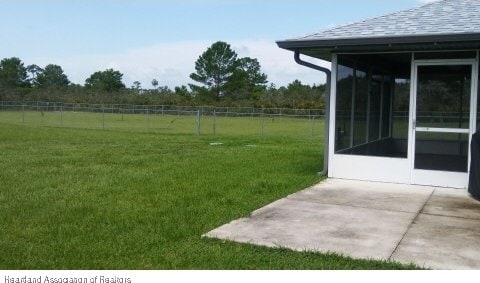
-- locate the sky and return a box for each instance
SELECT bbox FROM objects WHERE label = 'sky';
[0,0,436,89]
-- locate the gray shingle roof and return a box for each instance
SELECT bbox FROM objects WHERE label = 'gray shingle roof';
[297,0,480,41]
[277,0,480,61]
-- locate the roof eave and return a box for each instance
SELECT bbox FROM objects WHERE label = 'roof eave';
[277,33,480,51]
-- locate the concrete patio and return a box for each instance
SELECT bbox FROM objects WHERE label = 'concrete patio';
[205,179,480,269]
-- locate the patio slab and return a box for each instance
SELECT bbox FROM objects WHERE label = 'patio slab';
[288,179,433,213]
[390,213,480,270]
[422,188,480,220]
[207,198,416,260]
[205,178,480,269]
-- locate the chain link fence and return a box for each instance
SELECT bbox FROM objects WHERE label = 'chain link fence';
[0,101,326,140]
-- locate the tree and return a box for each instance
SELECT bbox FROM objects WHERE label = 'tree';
[281,80,325,108]
[36,64,70,88]
[26,64,43,86]
[132,81,141,90]
[190,41,238,98]
[0,57,29,88]
[174,85,190,97]
[190,41,268,100]
[236,57,267,87]
[226,57,267,98]
[151,79,159,89]
[85,69,125,92]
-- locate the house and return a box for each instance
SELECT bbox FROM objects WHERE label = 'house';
[277,0,480,189]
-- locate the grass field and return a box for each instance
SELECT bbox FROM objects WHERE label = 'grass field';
[0,109,324,139]
[0,112,418,269]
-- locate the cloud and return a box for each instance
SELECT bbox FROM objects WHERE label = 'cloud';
[418,0,440,3]
[23,40,329,89]
[238,40,330,86]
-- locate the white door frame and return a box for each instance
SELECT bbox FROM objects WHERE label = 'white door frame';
[409,58,479,188]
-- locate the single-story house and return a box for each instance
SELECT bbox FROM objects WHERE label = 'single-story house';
[277,0,480,189]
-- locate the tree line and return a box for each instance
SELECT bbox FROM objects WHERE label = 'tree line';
[0,41,326,109]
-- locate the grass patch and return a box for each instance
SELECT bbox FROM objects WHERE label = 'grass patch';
[0,110,324,140]
[0,119,418,269]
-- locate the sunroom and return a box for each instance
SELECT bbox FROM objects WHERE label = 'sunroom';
[277,0,480,189]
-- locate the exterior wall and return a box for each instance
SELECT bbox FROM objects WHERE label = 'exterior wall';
[329,154,411,184]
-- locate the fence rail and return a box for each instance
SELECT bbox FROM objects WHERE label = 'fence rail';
[0,101,327,139]
[3,102,477,138]
[0,101,326,116]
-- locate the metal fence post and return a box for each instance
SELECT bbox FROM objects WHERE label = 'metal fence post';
[213,109,216,136]
[162,105,164,116]
[22,104,25,123]
[102,106,105,130]
[147,108,150,131]
[196,110,201,136]
[261,111,265,137]
[61,106,63,127]
[311,115,315,138]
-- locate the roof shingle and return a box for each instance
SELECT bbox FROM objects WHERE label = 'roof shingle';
[293,0,480,42]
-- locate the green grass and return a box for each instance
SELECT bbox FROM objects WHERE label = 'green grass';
[0,110,323,140]
[0,113,418,269]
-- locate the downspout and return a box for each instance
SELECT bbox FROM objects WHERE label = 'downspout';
[294,51,331,176]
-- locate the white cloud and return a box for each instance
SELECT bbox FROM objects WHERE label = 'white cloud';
[23,40,329,89]
[418,0,440,4]
[232,40,329,88]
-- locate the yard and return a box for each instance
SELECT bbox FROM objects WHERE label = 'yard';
[0,114,417,269]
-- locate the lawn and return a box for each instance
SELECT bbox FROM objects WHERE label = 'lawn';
[0,113,418,269]
[0,109,324,139]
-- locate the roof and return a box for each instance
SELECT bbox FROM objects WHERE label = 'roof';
[277,0,480,57]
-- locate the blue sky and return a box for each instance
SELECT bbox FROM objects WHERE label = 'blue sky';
[0,0,433,88]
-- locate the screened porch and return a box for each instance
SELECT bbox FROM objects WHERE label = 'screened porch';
[333,51,480,174]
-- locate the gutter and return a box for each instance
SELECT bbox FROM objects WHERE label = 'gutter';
[294,51,331,177]
[278,33,480,51]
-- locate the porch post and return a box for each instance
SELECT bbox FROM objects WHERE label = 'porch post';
[350,67,356,147]
[328,54,338,178]
[407,52,416,183]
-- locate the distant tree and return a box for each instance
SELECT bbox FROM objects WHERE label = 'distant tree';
[0,57,29,88]
[132,81,141,90]
[287,79,304,91]
[157,85,172,93]
[26,64,43,86]
[174,85,190,97]
[227,57,267,98]
[151,79,159,89]
[190,41,268,100]
[236,57,267,86]
[190,41,238,98]
[85,69,125,92]
[36,64,70,88]
[282,80,324,108]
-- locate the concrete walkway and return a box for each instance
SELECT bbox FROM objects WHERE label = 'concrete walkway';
[205,179,480,269]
